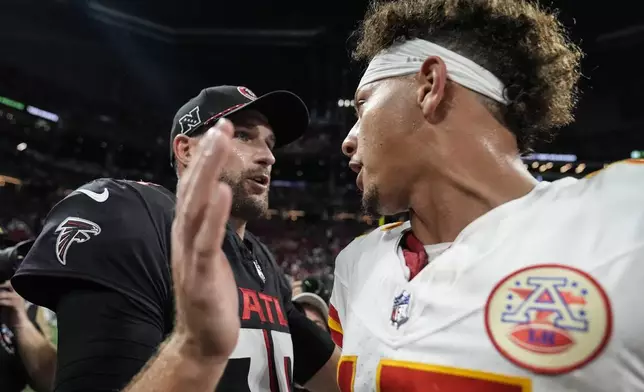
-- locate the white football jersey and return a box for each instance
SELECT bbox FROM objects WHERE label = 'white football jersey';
[328,160,644,392]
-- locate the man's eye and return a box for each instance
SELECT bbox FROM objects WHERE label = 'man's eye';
[234,131,250,140]
[354,99,366,118]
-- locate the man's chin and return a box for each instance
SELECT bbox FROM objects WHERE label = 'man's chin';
[361,187,382,217]
[231,203,268,221]
[252,202,270,219]
[362,185,405,217]
[229,188,269,221]
[249,194,269,211]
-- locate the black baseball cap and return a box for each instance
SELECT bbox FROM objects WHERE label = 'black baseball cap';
[169,85,309,164]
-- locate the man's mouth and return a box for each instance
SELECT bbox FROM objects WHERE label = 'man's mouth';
[248,174,270,186]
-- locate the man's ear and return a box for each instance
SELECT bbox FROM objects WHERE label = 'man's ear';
[416,55,448,123]
[173,134,193,168]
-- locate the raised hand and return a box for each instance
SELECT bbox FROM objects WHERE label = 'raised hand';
[171,118,239,360]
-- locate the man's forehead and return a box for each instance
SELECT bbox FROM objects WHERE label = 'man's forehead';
[354,80,382,101]
[229,109,275,139]
[355,76,413,102]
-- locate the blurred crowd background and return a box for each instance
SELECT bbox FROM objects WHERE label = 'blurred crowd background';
[1,5,644,389]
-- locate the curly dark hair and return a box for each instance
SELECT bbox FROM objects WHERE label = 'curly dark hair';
[353,0,583,152]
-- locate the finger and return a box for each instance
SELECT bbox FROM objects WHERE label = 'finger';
[184,120,233,210]
[189,182,233,281]
[0,292,14,300]
[179,130,229,241]
[0,282,10,289]
[0,299,13,306]
[176,126,215,202]
[178,120,234,238]
[178,119,234,206]
[174,137,217,246]
[175,126,218,219]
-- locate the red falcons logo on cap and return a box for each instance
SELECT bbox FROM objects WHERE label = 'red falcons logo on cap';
[54,217,101,265]
[237,87,257,100]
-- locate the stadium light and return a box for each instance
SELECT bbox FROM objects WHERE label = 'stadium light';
[337,99,356,108]
[575,163,586,174]
[0,96,25,111]
[27,105,59,123]
[523,153,577,162]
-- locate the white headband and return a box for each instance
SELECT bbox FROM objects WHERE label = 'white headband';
[358,39,508,105]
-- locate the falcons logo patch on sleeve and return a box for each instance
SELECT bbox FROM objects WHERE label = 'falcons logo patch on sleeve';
[54,217,101,265]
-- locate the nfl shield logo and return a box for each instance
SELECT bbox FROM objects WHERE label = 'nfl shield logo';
[391,290,412,329]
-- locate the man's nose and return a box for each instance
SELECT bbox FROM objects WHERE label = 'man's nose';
[342,124,359,158]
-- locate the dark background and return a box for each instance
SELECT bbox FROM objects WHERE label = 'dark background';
[2,3,643,391]
[1,0,644,234]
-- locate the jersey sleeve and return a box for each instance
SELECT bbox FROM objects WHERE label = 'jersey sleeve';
[328,235,365,349]
[54,289,164,392]
[12,178,173,317]
[584,159,644,244]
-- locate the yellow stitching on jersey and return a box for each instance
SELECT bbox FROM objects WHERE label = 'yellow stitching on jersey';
[380,221,404,231]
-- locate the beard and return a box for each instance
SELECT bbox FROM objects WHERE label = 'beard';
[361,184,382,217]
[220,170,269,222]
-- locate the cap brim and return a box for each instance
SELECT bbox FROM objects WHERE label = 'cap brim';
[292,292,329,320]
[218,90,309,148]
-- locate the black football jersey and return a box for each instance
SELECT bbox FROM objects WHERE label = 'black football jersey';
[12,177,325,391]
[219,228,297,391]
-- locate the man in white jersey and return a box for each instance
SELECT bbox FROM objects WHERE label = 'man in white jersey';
[328,0,644,391]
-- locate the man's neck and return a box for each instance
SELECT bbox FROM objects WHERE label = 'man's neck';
[409,155,537,245]
[228,217,247,240]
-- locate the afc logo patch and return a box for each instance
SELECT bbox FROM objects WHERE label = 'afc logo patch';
[485,264,612,374]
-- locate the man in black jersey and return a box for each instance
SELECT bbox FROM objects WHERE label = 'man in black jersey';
[12,86,340,392]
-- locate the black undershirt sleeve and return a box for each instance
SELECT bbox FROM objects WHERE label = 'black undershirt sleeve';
[287,295,335,386]
[54,288,165,392]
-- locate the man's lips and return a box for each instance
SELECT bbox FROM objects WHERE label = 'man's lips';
[248,174,270,186]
